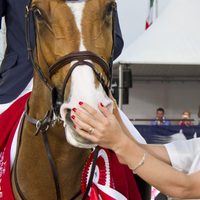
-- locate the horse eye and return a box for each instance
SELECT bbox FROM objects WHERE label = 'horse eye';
[33,8,43,21]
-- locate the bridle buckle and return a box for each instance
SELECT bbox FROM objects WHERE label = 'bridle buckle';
[35,119,50,135]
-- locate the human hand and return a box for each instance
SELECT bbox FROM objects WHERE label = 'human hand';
[109,92,135,140]
[71,102,128,151]
[109,92,121,120]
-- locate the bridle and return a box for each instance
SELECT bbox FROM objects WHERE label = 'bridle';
[25,1,116,118]
[13,1,117,200]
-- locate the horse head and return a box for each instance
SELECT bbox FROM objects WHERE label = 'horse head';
[29,0,116,148]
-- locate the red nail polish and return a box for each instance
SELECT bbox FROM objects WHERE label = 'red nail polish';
[73,125,76,129]
[71,115,75,120]
[100,103,104,107]
[72,108,77,112]
[79,101,84,106]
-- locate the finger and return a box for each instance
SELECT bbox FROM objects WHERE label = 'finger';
[98,103,112,118]
[72,114,95,133]
[71,111,102,131]
[75,127,98,143]
[79,102,105,120]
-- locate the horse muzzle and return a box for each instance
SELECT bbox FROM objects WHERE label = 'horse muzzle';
[60,99,113,149]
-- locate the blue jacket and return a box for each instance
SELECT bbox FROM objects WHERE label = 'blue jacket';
[0,0,124,103]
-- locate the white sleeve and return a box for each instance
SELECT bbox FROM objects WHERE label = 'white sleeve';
[165,138,200,173]
[118,109,146,144]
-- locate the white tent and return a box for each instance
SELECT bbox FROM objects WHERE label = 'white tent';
[118,0,200,65]
[115,0,200,108]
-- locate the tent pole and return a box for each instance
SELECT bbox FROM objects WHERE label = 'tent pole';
[155,0,159,18]
[119,64,123,110]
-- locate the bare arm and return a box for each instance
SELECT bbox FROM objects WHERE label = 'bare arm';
[72,102,200,199]
[114,106,200,198]
[113,105,171,165]
[116,138,200,199]
[140,144,171,165]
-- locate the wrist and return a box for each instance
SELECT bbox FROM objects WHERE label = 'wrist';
[113,137,146,171]
[112,134,132,156]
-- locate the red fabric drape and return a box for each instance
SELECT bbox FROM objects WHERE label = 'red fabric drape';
[110,152,142,200]
[0,92,31,200]
[82,149,142,200]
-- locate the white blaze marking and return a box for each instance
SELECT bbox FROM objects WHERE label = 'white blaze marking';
[66,0,86,51]
[65,1,112,110]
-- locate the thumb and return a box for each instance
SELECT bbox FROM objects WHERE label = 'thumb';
[98,103,111,118]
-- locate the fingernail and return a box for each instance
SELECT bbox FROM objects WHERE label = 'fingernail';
[73,125,76,129]
[72,108,77,112]
[100,103,104,107]
[71,115,75,120]
[79,101,84,106]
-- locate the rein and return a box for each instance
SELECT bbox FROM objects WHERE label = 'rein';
[14,1,117,199]
[13,103,82,200]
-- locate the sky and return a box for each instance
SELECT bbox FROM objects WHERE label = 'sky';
[116,0,170,50]
[0,0,170,62]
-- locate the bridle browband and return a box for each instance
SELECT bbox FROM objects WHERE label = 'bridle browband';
[13,1,116,200]
[49,51,111,116]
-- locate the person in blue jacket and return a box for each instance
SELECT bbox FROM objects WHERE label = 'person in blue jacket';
[0,0,124,105]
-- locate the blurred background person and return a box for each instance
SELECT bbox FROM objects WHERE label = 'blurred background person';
[151,107,171,126]
[198,106,200,125]
[178,111,193,126]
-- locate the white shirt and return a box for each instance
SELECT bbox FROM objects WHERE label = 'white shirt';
[165,138,200,174]
[165,138,200,200]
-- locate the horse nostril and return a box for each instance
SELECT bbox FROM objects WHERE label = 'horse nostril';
[65,109,72,121]
[60,104,70,122]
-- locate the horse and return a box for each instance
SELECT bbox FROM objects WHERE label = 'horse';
[11,0,116,199]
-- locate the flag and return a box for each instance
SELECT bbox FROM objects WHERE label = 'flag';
[145,0,157,29]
